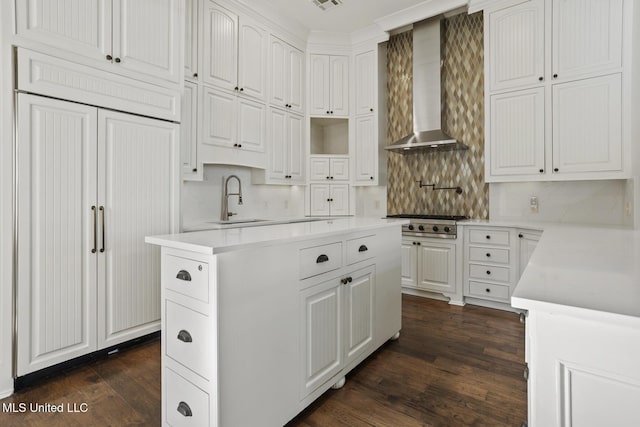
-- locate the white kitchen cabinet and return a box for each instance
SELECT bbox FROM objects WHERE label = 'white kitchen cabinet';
[253,107,305,184]
[517,229,541,279]
[489,87,545,177]
[16,93,179,375]
[309,184,349,216]
[309,157,349,181]
[309,54,349,117]
[353,115,377,184]
[184,0,199,81]
[200,85,266,168]
[301,264,374,398]
[552,73,622,175]
[270,36,304,113]
[488,0,544,92]
[181,80,200,179]
[202,2,266,101]
[355,50,376,116]
[16,0,183,85]
[401,239,418,288]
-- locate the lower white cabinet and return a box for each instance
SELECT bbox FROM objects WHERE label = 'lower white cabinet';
[181,80,200,180]
[300,265,374,398]
[309,184,349,216]
[16,93,179,375]
[517,229,541,278]
[353,115,378,185]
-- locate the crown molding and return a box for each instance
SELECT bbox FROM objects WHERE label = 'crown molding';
[374,0,468,32]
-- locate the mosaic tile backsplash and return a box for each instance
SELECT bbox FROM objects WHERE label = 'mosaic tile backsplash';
[386,12,488,219]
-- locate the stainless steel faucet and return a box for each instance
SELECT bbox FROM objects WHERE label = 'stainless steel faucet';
[221,175,243,221]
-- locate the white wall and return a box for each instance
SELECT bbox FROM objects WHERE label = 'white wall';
[489,180,632,226]
[182,165,306,227]
[0,1,14,397]
[354,186,387,218]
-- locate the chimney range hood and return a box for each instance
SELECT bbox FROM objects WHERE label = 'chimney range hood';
[385,17,468,153]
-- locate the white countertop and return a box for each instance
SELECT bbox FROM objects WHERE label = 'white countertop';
[146,217,407,255]
[511,224,640,324]
[182,216,336,232]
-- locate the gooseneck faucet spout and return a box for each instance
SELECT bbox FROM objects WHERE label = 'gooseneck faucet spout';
[221,175,243,221]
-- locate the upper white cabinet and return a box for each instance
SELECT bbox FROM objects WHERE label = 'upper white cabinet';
[202,2,266,101]
[354,115,377,184]
[484,0,628,182]
[309,54,349,116]
[309,156,350,181]
[16,0,183,85]
[181,80,200,179]
[184,0,199,80]
[355,50,376,116]
[270,36,304,113]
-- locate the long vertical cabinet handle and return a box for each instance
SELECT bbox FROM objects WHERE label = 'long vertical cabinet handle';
[91,206,97,253]
[99,206,105,253]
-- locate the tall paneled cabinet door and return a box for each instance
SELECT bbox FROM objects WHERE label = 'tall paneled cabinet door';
[184,0,199,81]
[16,0,183,85]
[16,93,179,376]
[309,54,349,116]
[489,87,545,177]
[181,80,200,179]
[255,107,304,184]
[269,36,304,113]
[488,0,544,91]
[354,115,377,184]
[355,50,375,115]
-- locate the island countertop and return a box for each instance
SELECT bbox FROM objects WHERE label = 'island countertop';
[145,217,407,255]
[511,224,640,325]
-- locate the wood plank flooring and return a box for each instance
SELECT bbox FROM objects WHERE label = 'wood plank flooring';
[0,295,526,426]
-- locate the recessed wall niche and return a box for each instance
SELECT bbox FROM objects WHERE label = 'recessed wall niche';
[310,118,348,155]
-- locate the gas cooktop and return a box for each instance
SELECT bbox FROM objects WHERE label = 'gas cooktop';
[386,214,468,221]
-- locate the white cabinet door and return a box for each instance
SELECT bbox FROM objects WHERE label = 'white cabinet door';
[202,2,238,90]
[488,0,544,91]
[401,239,418,288]
[517,230,541,279]
[330,55,349,116]
[267,107,288,181]
[184,0,198,80]
[354,115,377,184]
[355,50,375,116]
[309,54,330,116]
[329,185,350,216]
[552,74,622,174]
[287,113,305,183]
[310,184,331,216]
[288,46,304,113]
[237,15,266,101]
[309,157,330,181]
[344,266,374,365]
[552,0,623,81]
[112,0,182,83]
[16,0,112,63]
[269,37,287,109]
[16,94,99,376]
[97,109,179,348]
[417,241,456,294]
[489,87,545,177]
[201,85,237,148]
[181,80,199,179]
[300,278,342,397]
[237,97,266,153]
[330,158,350,181]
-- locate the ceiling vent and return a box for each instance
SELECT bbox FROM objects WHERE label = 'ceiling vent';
[311,0,343,11]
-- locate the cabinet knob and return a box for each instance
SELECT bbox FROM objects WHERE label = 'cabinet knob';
[539,169,544,173]
[316,254,329,263]
[485,288,491,293]
[554,168,559,172]
[326,111,330,114]
[177,330,193,343]
[486,270,492,275]
[193,73,198,78]
[370,108,374,112]
[240,87,244,92]
[330,111,334,114]
[416,242,421,246]
[106,54,113,61]
[485,235,491,240]
[177,401,193,417]
[114,57,121,63]
[370,176,374,180]
[518,233,524,238]
[176,270,192,281]
[234,86,239,91]
[538,76,543,81]
[553,73,558,79]
[486,253,491,258]
[192,168,197,172]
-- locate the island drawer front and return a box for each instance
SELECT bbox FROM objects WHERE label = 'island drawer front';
[299,242,343,279]
[165,367,210,426]
[468,264,510,283]
[166,301,212,380]
[469,229,510,246]
[346,235,376,265]
[468,281,510,301]
[164,255,209,303]
[469,246,510,264]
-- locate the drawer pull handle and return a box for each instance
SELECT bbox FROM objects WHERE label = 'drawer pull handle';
[486,253,491,258]
[176,270,192,281]
[177,401,193,417]
[177,330,193,343]
[358,245,368,252]
[316,254,329,263]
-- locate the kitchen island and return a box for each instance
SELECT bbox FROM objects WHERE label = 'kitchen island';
[511,225,640,427]
[146,218,405,426]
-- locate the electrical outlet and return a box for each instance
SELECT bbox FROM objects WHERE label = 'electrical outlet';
[530,196,539,213]
[284,200,289,209]
[625,201,632,217]
[374,200,380,209]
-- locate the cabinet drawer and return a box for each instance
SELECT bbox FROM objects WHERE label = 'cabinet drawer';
[165,367,210,426]
[164,255,209,303]
[299,242,342,279]
[468,281,510,302]
[166,301,212,380]
[469,229,510,246]
[469,263,510,283]
[469,246,510,264]
[346,235,375,265]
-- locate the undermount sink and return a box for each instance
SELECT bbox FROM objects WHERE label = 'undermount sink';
[206,218,268,225]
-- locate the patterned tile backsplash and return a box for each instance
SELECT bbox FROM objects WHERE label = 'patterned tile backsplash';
[386,12,488,219]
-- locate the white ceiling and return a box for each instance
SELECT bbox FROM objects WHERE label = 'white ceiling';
[241,0,430,33]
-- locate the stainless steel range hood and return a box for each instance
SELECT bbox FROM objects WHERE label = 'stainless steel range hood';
[385,17,468,153]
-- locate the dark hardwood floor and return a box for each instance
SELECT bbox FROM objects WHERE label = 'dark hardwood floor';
[0,295,526,426]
